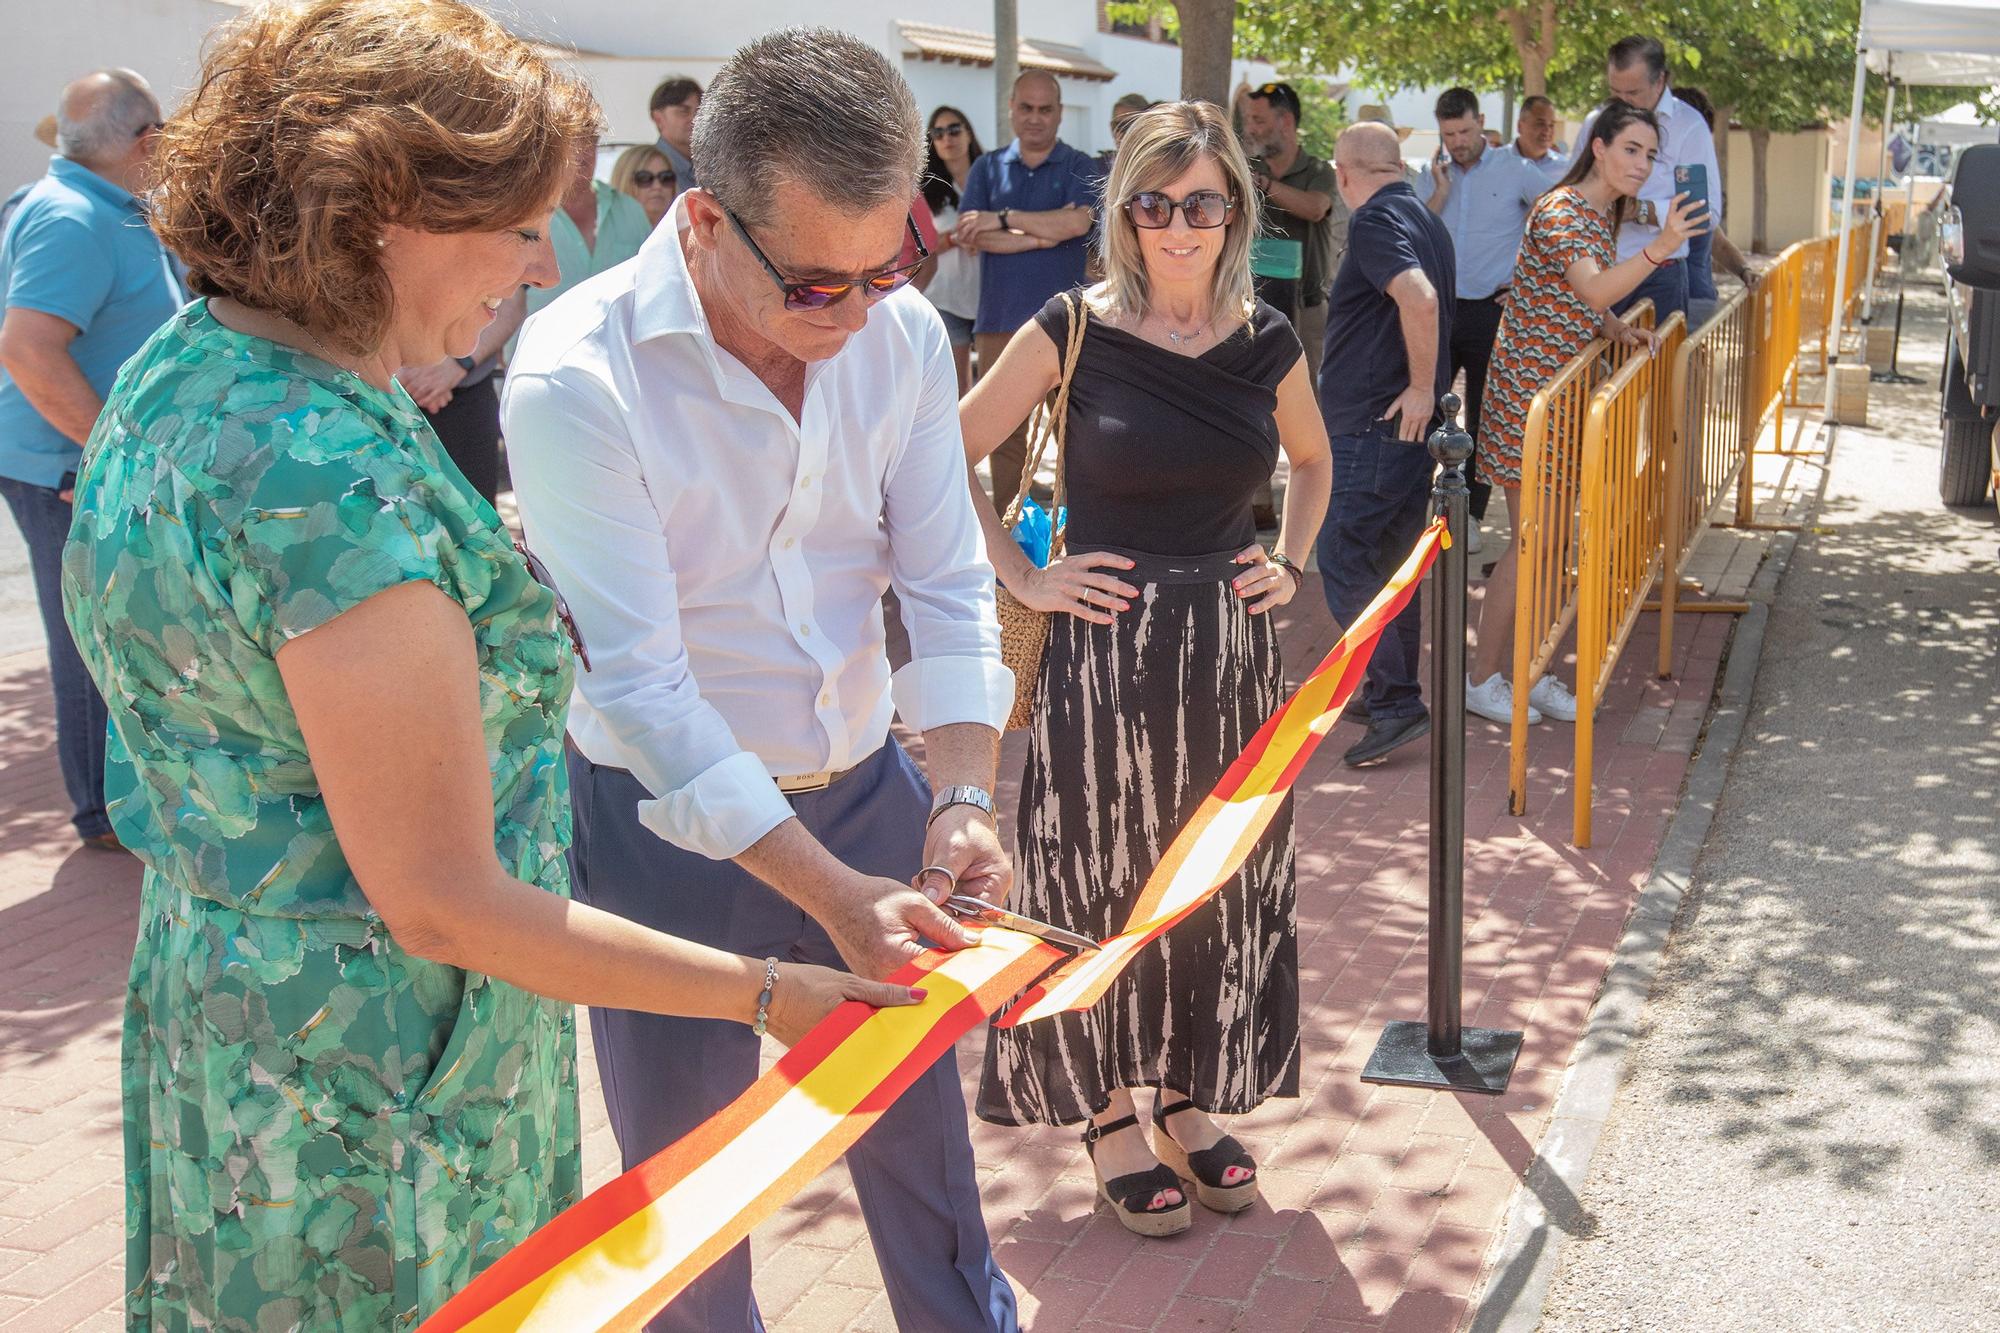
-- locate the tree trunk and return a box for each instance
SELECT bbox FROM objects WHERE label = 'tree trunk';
[1750,124,1772,253]
[993,0,1018,147]
[1173,0,1235,106]
[1503,2,1557,97]
[1713,102,1734,194]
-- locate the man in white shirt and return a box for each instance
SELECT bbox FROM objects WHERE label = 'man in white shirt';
[1578,35,1722,324]
[504,28,1019,1333]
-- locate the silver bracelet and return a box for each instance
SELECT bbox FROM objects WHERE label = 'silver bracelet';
[753,956,779,1037]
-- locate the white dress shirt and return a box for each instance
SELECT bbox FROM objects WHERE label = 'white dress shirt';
[1577,90,1721,263]
[502,197,1013,861]
[1413,145,1551,300]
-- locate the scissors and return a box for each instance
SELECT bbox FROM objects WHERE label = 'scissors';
[913,865,1101,953]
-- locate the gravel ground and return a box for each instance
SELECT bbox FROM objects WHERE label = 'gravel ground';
[1538,281,2000,1331]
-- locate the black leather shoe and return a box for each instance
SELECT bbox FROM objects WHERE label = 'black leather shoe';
[1342,712,1431,767]
[1336,696,1371,727]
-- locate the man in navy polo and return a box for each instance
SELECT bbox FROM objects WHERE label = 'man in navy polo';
[954,69,1102,511]
[1315,121,1456,769]
[0,69,180,852]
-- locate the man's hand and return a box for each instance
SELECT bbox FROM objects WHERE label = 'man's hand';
[397,358,467,414]
[1382,383,1433,442]
[953,210,1001,249]
[919,805,1012,907]
[819,870,977,980]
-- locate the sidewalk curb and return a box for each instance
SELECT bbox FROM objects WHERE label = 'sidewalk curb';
[1465,432,1834,1333]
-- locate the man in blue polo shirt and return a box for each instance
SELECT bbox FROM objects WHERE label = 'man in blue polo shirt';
[954,69,1102,511]
[1316,121,1456,769]
[0,69,180,852]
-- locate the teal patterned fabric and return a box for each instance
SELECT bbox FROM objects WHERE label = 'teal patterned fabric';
[61,301,581,1330]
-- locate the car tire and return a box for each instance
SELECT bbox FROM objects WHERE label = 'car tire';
[1939,415,1991,505]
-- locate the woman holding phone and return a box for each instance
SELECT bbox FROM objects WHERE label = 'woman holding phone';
[1464,100,1708,728]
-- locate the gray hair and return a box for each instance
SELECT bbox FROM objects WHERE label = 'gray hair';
[693,27,922,228]
[55,69,159,165]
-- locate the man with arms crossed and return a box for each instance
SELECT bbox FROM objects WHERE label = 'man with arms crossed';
[504,29,1019,1333]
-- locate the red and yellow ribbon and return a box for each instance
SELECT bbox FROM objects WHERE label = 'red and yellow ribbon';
[422,932,1062,1332]
[998,516,1446,1026]
[422,519,1445,1331]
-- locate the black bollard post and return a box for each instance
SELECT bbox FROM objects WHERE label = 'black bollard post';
[1361,393,1524,1095]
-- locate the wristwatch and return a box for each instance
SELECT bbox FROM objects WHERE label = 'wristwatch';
[929,785,996,827]
[1268,553,1304,588]
[997,208,1011,232]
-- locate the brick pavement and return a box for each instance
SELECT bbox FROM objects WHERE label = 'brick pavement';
[0,461,1799,1331]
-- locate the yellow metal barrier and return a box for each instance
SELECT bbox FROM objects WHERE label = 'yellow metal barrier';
[1507,301,1654,822]
[1572,313,1687,847]
[1657,288,1756,676]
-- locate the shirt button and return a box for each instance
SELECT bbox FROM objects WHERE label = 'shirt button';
[783,537,796,549]
[820,692,831,707]
[800,476,812,490]
[799,624,811,637]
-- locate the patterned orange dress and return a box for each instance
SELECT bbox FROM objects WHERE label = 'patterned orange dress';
[1476,185,1615,486]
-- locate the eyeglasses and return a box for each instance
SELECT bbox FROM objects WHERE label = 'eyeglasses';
[1125,189,1234,230]
[632,170,675,188]
[724,207,929,311]
[929,123,967,140]
[515,541,590,672]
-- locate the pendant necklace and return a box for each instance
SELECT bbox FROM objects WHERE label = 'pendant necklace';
[1157,310,1214,347]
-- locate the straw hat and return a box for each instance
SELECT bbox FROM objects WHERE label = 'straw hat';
[33,115,56,148]
[1353,104,1412,142]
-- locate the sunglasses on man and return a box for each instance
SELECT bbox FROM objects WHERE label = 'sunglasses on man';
[1124,189,1234,230]
[724,206,929,311]
[632,170,675,188]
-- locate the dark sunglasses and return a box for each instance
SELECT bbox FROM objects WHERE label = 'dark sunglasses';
[1125,189,1234,230]
[929,123,967,140]
[515,541,590,672]
[725,207,929,311]
[632,170,675,188]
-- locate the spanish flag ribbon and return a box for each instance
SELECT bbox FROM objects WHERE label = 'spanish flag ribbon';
[421,518,1445,1331]
[996,516,1447,1027]
[421,931,1063,1333]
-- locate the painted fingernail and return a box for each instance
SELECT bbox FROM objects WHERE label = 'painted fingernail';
[908,987,928,1000]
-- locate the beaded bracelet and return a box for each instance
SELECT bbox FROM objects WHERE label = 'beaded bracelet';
[753,956,779,1037]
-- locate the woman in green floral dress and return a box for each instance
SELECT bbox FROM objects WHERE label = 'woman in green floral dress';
[59,3,921,1328]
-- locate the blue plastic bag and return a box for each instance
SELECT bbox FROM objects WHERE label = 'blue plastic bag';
[1009,497,1066,568]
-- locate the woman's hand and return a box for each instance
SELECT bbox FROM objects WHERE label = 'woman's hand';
[762,961,928,1048]
[1232,544,1298,615]
[1012,552,1140,625]
[1603,314,1657,352]
[1655,191,1711,255]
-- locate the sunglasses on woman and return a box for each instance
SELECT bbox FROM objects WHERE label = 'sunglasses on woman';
[724,206,929,311]
[632,170,675,188]
[929,123,967,140]
[1125,189,1234,230]
[514,541,590,672]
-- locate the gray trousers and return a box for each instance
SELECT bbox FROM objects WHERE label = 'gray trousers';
[566,742,1019,1333]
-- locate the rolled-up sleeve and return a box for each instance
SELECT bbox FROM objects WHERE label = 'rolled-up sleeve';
[883,313,1014,733]
[502,367,794,860]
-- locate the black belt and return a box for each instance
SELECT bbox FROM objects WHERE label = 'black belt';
[1465,287,1511,303]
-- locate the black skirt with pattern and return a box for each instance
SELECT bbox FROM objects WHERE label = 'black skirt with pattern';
[976,548,1301,1126]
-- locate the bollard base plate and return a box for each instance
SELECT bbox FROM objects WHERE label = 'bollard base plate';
[1360,1021,1524,1095]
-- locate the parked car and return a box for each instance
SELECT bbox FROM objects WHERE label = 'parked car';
[1938,142,2000,507]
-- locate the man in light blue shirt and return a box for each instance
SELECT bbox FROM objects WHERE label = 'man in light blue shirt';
[1417,87,1550,533]
[1578,35,1722,323]
[0,69,180,851]
[1507,95,1571,185]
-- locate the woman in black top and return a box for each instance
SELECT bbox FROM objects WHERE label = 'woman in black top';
[961,101,1332,1236]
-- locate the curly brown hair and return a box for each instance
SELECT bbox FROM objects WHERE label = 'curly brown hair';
[154,0,600,355]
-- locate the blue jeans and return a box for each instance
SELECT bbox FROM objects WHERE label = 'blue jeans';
[1617,259,1689,326]
[0,474,110,838]
[1316,431,1434,722]
[566,742,1018,1333]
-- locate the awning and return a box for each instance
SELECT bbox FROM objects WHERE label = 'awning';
[896,21,1118,83]
[1861,0,2000,84]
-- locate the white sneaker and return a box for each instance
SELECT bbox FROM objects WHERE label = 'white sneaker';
[1466,672,1541,726]
[1465,522,1484,554]
[1528,674,1579,723]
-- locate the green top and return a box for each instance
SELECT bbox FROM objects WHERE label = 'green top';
[64,299,575,916]
[513,179,653,353]
[63,300,582,1326]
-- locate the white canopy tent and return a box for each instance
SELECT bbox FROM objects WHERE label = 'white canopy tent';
[1832,0,2000,350]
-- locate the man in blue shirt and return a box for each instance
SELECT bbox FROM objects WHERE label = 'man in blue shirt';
[648,75,701,190]
[0,70,180,852]
[1316,122,1456,768]
[954,70,1102,511]
[1507,96,1571,185]
[1418,87,1551,543]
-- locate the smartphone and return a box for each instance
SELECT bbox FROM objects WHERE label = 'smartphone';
[1673,163,1709,205]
